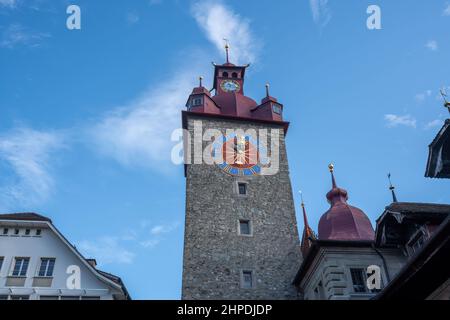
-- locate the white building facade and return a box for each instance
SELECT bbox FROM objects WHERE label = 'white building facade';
[0,213,129,300]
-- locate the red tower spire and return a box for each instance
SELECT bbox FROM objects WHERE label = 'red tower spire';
[299,192,316,257]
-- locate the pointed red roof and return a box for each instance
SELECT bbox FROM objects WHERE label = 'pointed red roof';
[300,199,316,257]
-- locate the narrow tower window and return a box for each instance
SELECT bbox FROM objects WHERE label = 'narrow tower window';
[232,72,238,78]
[241,270,254,289]
[239,220,251,235]
[238,183,247,195]
[222,71,229,78]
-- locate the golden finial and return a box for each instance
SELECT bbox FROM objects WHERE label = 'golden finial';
[328,163,334,172]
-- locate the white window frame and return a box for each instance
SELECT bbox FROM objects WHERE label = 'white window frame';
[11,257,30,277]
[37,258,56,277]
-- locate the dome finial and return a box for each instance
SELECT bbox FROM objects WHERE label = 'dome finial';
[328,163,337,188]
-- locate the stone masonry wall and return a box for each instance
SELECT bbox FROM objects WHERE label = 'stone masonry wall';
[181,114,302,300]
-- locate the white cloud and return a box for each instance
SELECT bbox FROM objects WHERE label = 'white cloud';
[309,0,332,28]
[424,119,444,130]
[384,114,417,128]
[425,40,438,51]
[90,63,203,172]
[126,12,140,24]
[78,237,135,266]
[0,0,17,8]
[191,0,259,64]
[415,90,432,102]
[0,128,63,211]
[444,3,450,16]
[78,220,180,264]
[0,24,50,49]
[150,221,180,236]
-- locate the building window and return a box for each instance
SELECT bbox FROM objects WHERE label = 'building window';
[2,228,8,235]
[241,270,254,289]
[38,258,56,277]
[239,220,251,236]
[193,97,202,106]
[350,268,367,293]
[0,257,4,271]
[12,257,30,277]
[272,103,282,115]
[238,182,247,195]
[14,229,20,235]
[232,72,238,78]
[25,229,31,236]
[222,71,229,78]
[36,229,42,236]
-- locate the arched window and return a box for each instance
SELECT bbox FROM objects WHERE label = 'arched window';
[232,72,238,78]
[222,71,229,78]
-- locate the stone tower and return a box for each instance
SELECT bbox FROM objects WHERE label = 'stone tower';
[181,51,301,300]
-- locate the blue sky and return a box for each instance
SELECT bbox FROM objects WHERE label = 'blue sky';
[1,0,449,299]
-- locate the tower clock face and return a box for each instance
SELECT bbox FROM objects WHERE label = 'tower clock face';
[220,80,240,93]
[211,133,269,176]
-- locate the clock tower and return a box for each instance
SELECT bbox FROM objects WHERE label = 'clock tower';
[181,49,301,300]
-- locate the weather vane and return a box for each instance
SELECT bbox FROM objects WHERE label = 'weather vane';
[223,38,230,63]
[440,88,450,113]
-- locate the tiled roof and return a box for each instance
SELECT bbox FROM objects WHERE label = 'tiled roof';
[385,202,450,215]
[0,212,52,223]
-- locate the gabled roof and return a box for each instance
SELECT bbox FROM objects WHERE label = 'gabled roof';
[0,212,52,223]
[0,212,131,299]
[425,119,450,178]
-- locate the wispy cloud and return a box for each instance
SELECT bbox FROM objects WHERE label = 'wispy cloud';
[384,114,417,128]
[0,127,64,211]
[78,220,179,265]
[424,119,444,130]
[191,0,259,64]
[0,24,50,49]
[0,0,17,8]
[425,40,438,51]
[89,61,203,172]
[309,0,332,28]
[444,3,450,16]
[126,12,140,24]
[78,237,136,265]
[415,89,432,103]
